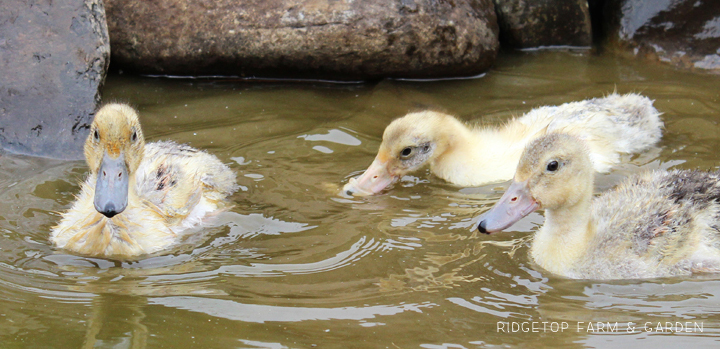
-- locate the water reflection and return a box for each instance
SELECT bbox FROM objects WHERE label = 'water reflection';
[82,294,149,349]
[149,296,436,324]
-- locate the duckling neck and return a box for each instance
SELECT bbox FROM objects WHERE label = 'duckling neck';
[430,124,522,186]
[531,197,595,275]
[430,119,539,186]
[427,121,475,181]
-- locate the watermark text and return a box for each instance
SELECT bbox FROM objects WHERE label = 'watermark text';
[496,321,704,333]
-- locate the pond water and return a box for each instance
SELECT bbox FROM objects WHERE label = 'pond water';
[2,51,720,348]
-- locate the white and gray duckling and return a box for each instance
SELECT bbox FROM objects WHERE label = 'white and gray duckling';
[344,93,663,196]
[477,133,720,280]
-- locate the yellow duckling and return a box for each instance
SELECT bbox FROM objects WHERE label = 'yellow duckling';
[343,93,662,195]
[51,104,238,258]
[477,133,720,280]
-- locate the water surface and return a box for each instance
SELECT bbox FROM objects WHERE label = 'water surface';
[2,51,720,347]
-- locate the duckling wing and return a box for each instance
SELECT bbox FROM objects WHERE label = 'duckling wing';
[588,170,720,278]
[135,141,238,224]
[519,93,663,172]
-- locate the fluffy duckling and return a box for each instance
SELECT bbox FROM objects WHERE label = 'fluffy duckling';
[51,104,238,258]
[344,93,662,195]
[477,133,720,280]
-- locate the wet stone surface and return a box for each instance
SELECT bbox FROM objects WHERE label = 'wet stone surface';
[0,0,110,159]
[494,0,593,49]
[603,0,720,73]
[105,0,499,80]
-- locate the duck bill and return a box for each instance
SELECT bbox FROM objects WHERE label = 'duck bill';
[477,180,540,234]
[343,157,398,196]
[94,152,129,218]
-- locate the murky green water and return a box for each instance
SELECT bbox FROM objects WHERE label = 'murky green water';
[2,51,720,348]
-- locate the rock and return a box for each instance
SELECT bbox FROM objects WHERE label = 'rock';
[494,0,592,49]
[105,0,499,80]
[0,0,110,159]
[603,0,720,73]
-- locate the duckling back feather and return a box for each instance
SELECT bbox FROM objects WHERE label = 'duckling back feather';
[134,141,238,231]
[518,93,663,172]
[577,170,720,279]
[440,93,662,185]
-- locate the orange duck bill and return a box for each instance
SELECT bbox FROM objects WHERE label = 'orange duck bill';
[477,180,540,234]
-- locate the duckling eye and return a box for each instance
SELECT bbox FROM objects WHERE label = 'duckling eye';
[546,160,559,172]
[131,131,138,142]
[400,147,413,157]
[93,129,99,141]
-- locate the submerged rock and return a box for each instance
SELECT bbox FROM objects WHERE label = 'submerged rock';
[105,0,499,80]
[603,0,720,73]
[494,0,592,49]
[0,0,109,159]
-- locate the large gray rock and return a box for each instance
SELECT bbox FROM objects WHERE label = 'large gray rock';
[0,0,110,159]
[105,0,499,80]
[494,0,592,49]
[603,0,720,73]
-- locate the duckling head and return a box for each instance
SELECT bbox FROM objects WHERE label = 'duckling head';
[84,103,145,218]
[478,133,594,234]
[344,111,457,196]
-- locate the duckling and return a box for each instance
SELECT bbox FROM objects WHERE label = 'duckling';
[343,93,662,196]
[477,133,720,280]
[51,104,238,258]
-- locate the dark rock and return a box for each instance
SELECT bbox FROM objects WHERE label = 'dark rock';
[603,0,720,73]
[0,0,110,159]
[105,0,499,80]
[587,0,606,43]
[494,0,592,49]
